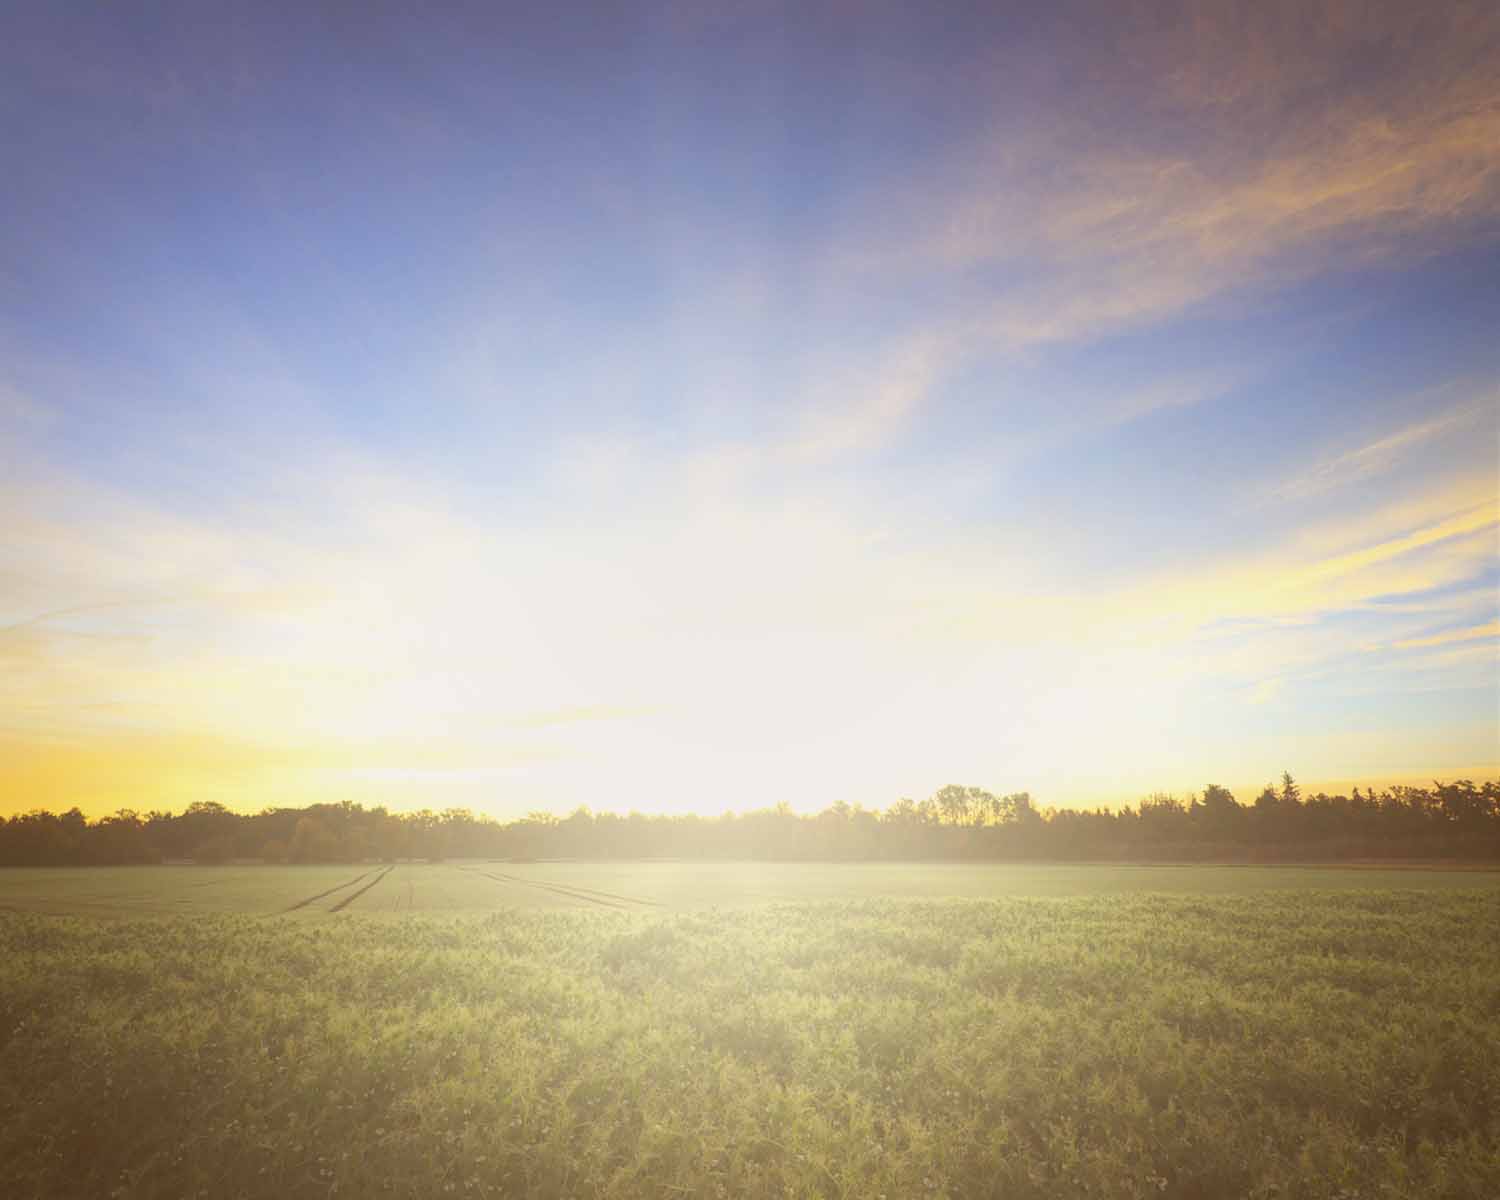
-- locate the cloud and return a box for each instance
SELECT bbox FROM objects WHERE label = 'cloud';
[398,3,1497,492]
[1274,387,1496,502]
[781,333,955,462]
[1391,620,1499,652]
[1287,499,1498,594]
[828,1,1500,368]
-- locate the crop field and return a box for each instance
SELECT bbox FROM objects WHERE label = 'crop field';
[1,859,1495,916]
[2,873,1498,1199]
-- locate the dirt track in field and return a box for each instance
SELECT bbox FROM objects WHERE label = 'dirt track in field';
[463,866,659,910]
[282,867,380,912]
[328,865,394,912]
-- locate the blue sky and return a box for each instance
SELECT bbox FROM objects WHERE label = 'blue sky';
[3,1,1497,816]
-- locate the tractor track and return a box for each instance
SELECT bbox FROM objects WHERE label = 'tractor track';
[463,866,658,910]
[503,874,663,908]
[328,865,394,913]
[282,867,379,913]
[478,868,628,909]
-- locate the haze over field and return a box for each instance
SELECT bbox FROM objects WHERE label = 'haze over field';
[3,1,1498,818]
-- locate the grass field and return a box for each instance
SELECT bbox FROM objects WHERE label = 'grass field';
[1,860,1495,916]
[2,868,1498,1199]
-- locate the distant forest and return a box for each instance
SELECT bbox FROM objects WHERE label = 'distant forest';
[2,775,1498,866]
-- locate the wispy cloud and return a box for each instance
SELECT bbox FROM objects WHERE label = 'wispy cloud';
[1275,388,1495,502]
[1391,620,1499,652]
[783,333,954,462]
[824,2,1500,405]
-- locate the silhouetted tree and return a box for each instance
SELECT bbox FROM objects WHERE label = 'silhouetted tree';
[3,778,1497,866]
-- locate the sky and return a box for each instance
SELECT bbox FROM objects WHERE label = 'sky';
[2,1,1498,819]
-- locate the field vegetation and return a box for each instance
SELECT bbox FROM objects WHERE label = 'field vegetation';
[1,860,1496,917]
[3,886,1498,1199]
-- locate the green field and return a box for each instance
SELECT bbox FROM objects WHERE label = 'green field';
[1,860,1495,916]
[2,868,1498,1199]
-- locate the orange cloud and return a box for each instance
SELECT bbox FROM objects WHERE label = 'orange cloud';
[829,1,1500,364]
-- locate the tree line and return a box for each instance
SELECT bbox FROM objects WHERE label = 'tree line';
[1,774,1497,866]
